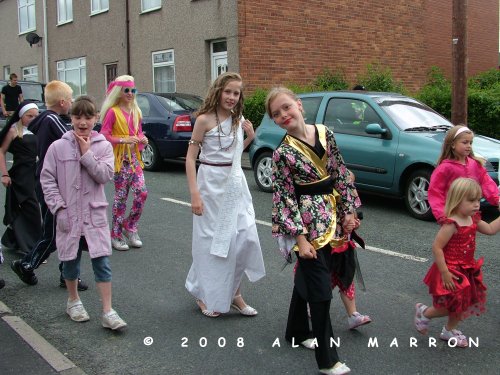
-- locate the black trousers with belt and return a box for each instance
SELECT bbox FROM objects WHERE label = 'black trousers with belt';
[285,245,340,369]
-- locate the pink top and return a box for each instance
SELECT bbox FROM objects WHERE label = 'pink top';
[100,108,145,151]
[428,157,499,220]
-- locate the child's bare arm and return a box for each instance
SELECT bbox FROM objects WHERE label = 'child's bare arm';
[477,216,500,235]
[432,223,457,290]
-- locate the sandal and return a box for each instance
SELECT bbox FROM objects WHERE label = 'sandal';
[414,303,430,335]
[347,312,372,330]
[196,299,220,318]
[231,294,258,316]
[440,327,468,348]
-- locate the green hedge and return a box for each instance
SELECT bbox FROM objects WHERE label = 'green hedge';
[243,66,500,140]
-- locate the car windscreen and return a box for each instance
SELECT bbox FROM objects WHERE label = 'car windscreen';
[377,100,451,130]
[21,84,44,102]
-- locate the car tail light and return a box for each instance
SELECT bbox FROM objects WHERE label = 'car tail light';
[172,115,193,132]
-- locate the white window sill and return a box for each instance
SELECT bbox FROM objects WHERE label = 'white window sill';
[90,9,109,17]
[140,7,162,15]
[57,20,73,26]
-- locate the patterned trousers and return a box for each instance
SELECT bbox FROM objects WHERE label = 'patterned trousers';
[111,158,148,239]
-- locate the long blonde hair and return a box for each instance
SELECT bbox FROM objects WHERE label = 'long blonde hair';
[100,75,142,132]
[196,72,244,128]
[437,125,483,165]
[444,177,482,217]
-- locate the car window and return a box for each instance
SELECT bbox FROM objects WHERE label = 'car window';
[324,98,383,135]
[21,83,44,102]
[300,96,322,124]
[167,95,202,111]
[156,96,186,112]
[136,95,151,117]
[377,100,451,130]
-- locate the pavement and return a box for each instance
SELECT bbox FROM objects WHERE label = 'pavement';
[0,299,87,375]
[0,155,252,375]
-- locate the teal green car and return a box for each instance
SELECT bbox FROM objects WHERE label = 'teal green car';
[248,91,499,220]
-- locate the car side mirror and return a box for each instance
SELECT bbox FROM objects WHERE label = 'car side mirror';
[365,123,387,135]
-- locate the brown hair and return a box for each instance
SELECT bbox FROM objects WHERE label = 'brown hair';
[71,95,97,117]
[437,125,483,165]
[196,72,244,128]
[444,177,482,217]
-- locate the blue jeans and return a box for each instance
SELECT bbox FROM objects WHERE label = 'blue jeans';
[61,237,112,282]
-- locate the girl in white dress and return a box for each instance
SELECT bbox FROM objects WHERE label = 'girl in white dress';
[185,72,265,318]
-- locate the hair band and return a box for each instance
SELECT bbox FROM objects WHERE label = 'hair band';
[453,126,472,139]
[106,80,135,94]
[19,103,38,118]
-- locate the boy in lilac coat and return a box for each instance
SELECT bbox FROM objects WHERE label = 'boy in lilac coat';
[41,96,126,330]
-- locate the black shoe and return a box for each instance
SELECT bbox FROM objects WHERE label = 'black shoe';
[0,279,5,289]
[59,277,89,291]
[11,260,38,285]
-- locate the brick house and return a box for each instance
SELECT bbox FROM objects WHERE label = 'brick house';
[0,0,497,104]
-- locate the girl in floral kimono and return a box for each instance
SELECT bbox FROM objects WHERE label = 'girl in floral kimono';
[267,87,360,375]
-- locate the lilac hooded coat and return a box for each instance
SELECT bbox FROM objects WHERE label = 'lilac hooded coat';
[41,131,114,261]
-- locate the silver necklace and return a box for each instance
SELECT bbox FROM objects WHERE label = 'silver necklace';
[215,111,236,151]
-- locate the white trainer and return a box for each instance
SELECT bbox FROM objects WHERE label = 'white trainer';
[66,299,90,322]
[112,238,129,251]
[124,231,142,248]
[102,309,127,330]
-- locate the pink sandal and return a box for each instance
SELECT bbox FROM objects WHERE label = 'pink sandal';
[348,312,372,330]
[414,303,430,334]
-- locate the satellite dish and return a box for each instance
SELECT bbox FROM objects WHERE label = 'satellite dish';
[25,32,41,47]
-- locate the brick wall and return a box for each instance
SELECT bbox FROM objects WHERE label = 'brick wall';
[238,0,498,93]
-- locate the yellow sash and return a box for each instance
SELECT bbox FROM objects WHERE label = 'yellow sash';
[110,106,144,172]
[283,124,345,250]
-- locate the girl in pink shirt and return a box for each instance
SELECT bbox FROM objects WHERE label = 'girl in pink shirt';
[100,75,148,251]
[428,125,499,220]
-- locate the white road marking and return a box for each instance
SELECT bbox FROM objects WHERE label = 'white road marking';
[161,197,429,262]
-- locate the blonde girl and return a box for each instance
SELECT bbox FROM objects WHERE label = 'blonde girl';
[267,87,358,375]
[100,75,148,251]
[415,178,500,347]
[185,72,265,318]
[428,125,499,220]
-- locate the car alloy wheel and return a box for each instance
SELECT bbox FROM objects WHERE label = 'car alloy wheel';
[254,152,273,193]
[404,169,433,221]
[141,139,161,171]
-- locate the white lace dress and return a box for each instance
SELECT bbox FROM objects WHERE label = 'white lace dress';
[185,116,266,313]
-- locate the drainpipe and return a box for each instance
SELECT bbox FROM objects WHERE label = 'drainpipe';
[42,0,49,81]
[126,0,131,75]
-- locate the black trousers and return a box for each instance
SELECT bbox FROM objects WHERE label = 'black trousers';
[285,247,340,369]
[21,181,58,271]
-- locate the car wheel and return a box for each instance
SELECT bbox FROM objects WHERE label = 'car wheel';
[404,169,434,221]
[253,152,273,193]
[141,139,162,171]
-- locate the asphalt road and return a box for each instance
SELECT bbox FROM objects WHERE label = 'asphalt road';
[0,158,499,375]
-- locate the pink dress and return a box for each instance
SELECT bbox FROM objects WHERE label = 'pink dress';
[423,213,486,319]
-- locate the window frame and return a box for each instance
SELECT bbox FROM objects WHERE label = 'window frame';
[141,0,162,13]
[56,57,87,96]
[90,0,109,16]
[152,49,176,93]
[57,0,73,25]
[18,0,36,34]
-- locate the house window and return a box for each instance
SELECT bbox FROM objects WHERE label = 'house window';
[105,63,117,88]
[3,66,10,80]
[152,50,175,93]
[141,0,161,12]
[91,0,109,15]
[57,57,86,96]
[22,65,38,81]
[18,0,36,34]
[57,0,73,24]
